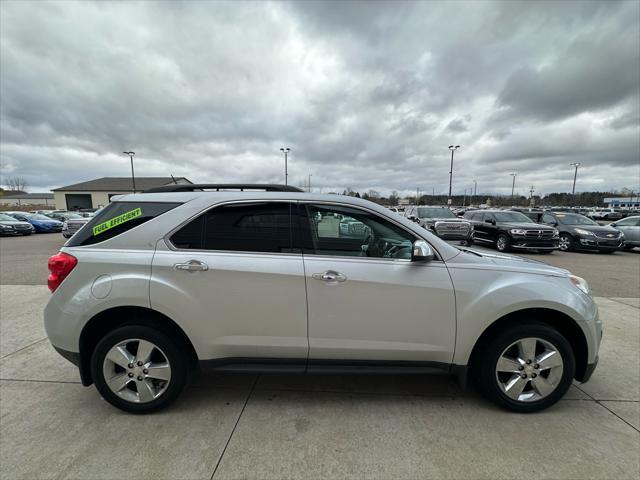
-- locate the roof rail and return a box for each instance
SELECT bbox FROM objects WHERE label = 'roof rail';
[144,184,305,193]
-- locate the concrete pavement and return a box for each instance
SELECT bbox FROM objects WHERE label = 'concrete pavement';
[0,286,638,479]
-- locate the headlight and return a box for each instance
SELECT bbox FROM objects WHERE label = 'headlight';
[510,229,527,235]
[552,229,559,238]
[62,222,68,229]
[569,275,591,296]
[574,228,594,236]
[619,232,625,238]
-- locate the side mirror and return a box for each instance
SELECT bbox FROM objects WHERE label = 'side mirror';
[485,219,496,225]
[610,223,617,227]
[412,240,434,262]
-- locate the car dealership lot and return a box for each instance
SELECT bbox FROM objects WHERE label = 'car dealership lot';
[0,234,638,479]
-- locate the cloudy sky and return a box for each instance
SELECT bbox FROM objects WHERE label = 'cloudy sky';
[1,0,638,197]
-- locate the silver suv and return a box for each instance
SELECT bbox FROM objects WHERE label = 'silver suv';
[44,184,601,414]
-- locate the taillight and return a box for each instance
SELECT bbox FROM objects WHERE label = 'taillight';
[47,252,77,292]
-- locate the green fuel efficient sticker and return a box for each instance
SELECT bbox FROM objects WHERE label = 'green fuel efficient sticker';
[92,208,142,236]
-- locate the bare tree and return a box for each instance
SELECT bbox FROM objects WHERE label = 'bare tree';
[5,176,28,191]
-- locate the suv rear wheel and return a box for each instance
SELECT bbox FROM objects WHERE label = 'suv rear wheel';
[91,325,188,413]
[477,322,575,412]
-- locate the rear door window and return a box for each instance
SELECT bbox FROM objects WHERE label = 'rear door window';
[67,202,180,246]
[170,202,295,253]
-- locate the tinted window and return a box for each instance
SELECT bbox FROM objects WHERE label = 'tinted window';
[172,202,294,253]
[541,213,556,224]
[67,202,180,246]
[616,217,640,227]
[301,204,415,259]
[417,207,456,218]
[493,211,533,223]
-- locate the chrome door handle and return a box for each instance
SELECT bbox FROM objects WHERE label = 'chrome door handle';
[174,260,208,272]
[312,270,347,282]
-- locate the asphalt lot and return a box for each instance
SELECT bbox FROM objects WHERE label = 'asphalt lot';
[1,232,638,296]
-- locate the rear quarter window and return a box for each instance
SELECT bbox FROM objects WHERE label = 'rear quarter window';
[66,201,180,246]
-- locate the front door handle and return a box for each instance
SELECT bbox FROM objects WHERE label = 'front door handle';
[312,270,347,283]
[174,260,209,272]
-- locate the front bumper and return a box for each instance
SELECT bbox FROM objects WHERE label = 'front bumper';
[510,239,559,250]
[580,356,599,383]
[576,237,623,251]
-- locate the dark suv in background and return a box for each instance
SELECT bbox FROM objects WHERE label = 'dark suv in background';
[463,210,559,253]
[535,212,623,253]
[405,205,473,244]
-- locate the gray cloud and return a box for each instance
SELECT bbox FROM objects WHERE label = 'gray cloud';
[1,0,638,197]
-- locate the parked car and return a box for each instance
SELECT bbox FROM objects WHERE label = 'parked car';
[537,212,624,253]
[4,212,63,233]
[44,211,84,222]
[587,208,623,220]
[609,216,640,250]
[62,215,91,239]
[0,212,35,236]
[463,210,559,253]
[45,184,600,414]
[405,206,473,244]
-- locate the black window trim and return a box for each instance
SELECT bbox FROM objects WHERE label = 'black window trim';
[164,199,301,256]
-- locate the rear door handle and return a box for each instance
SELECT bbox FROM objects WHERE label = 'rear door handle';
[174,260,209,272]
[312,270,347,283]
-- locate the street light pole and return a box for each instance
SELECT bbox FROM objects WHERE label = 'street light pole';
[472,180,477,205]
[123,151,136,192]
[510,173,517,206]
[280,147,290,185]
[447,145,460,206]
[529,185,535,206]
[569,162,581,205]
[308,174,312,193]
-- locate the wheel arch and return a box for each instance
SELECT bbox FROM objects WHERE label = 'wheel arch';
[78,306,198,386]
[467,308,589,384]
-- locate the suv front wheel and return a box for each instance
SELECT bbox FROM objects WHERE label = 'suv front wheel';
[478,322,575,412]
[91,325,188,413]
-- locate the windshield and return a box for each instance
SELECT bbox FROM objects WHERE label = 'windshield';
[0,214,18,221]
[418,207,456,218]
[555,213,597,225]
[493,212,534,223]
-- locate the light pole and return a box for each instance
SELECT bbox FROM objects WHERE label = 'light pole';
[569,162,581,205]
[447,145,460,206]
[510,173,517,206]
[472,180,477,205]
[529,185,535,206]
[280,147,290,185]
[307,174,312,192]
[123,151,136,192]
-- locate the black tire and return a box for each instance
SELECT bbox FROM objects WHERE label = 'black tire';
[477,322,575,413]
[495,233,511,252]
[91,325,188,414]
[559,233,575,252]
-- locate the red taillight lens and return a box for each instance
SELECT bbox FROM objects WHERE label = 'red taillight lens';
[47,252,77,292]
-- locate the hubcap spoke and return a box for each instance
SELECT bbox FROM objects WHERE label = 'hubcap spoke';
[504,375,528,400]
[107,373,132,393]
[496,356,522,373]
[137,379,155,402]
[135,340,155,365]
[518,338,537,361]
[536,350,562,370]
[532,376,555,397]
[106,346,134,369]
[146,362,171,381]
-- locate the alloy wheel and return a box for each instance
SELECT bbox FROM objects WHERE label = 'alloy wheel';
[496,236,508,251]
[495,337,564,402]
[559,235,572,251]
[102,338,172,403]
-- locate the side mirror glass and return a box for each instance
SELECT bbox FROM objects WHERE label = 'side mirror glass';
[412,240,434,262]
[485,219,495,225]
